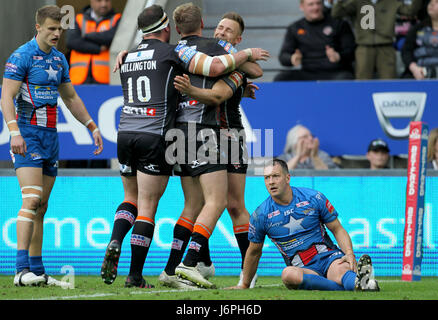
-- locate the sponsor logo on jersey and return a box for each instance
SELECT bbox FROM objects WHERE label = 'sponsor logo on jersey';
[267,210,280,219]
[217,39,237,53]
[325,199,335,214]
[125,50,155,62]
[175,44,197,63]
[178,100,199,110]
[296,201,310,208]
[33,56,43,60]
[146,108,156,116]
[137,43,149,49]
[301,208,315,215]
[122,106,157,116]
[5,63,18,73]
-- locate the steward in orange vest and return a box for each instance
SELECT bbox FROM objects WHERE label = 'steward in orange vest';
[66,5,121,84]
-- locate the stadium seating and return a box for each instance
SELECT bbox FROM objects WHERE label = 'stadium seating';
[201,0,301,82]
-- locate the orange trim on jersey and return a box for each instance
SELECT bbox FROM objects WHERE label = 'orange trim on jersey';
[194,222,212,239]
[176,217,194,232]
[136,216,155,225]
[233,223,249,234]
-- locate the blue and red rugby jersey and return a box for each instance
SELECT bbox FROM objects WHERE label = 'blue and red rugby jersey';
[249,186,340,265]
[4,37,71,129]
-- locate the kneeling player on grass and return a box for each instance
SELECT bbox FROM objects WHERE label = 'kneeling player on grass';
[229,159,379,291]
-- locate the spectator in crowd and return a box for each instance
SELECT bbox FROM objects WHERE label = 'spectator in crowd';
[66,0,121,85]
[418,0,431,21]
[277,124,339,170]
[427,128,438,169]
[274,0,355,81]
[401,0,438,79]
[366,138,390,169]
[332,0,423,80]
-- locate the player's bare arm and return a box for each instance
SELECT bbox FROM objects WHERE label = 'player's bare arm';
[326,218,357,272]
[227,241,263,289]
[113,47,270,77]
[191,47,270,77]
[238,61,263,79]
[1,78,26,156]
[58,82,103,155]
[174,74,233,106]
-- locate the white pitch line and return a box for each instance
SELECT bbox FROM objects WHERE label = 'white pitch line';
[19,281,408,300]
[29,283,284,300]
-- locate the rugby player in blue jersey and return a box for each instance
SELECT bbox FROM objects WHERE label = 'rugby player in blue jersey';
[1,5,103,287]
[229,159,379,291]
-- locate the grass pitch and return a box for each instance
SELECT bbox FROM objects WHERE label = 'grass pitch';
[1,275,437,300]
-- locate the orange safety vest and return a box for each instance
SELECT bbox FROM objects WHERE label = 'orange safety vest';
[69,13,121,84]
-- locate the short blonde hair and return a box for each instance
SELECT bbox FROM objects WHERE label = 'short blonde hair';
[173,2,202,34]
[427,128,438,162]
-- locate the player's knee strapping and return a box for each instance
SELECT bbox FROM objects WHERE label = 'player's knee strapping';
[17,186,43,223]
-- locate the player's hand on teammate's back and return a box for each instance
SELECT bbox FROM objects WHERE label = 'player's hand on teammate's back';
[92,130,104,155]
[113,50,129,72]
[174,74,192,94]
[10,135,27,157]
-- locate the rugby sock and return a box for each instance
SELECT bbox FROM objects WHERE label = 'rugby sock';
[29,256,45,276]
[200,239,212,267]
[183,223,212,267]
[234,224,250,269]
[341,270,357,291]
[16,250,30,273]
[128,216,155,280]
[298,274,345,291]
[110,202,138,244]
[164,217,194,275]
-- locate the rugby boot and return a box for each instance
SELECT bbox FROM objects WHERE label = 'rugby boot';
[14,269,45,287]
[175,263,216,289]
[124,275,154,288]
[355,254,380,291]
[101,240,121,284]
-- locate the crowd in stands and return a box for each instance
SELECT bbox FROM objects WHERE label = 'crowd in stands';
[275,0,438,81]
[57,0,437,170]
